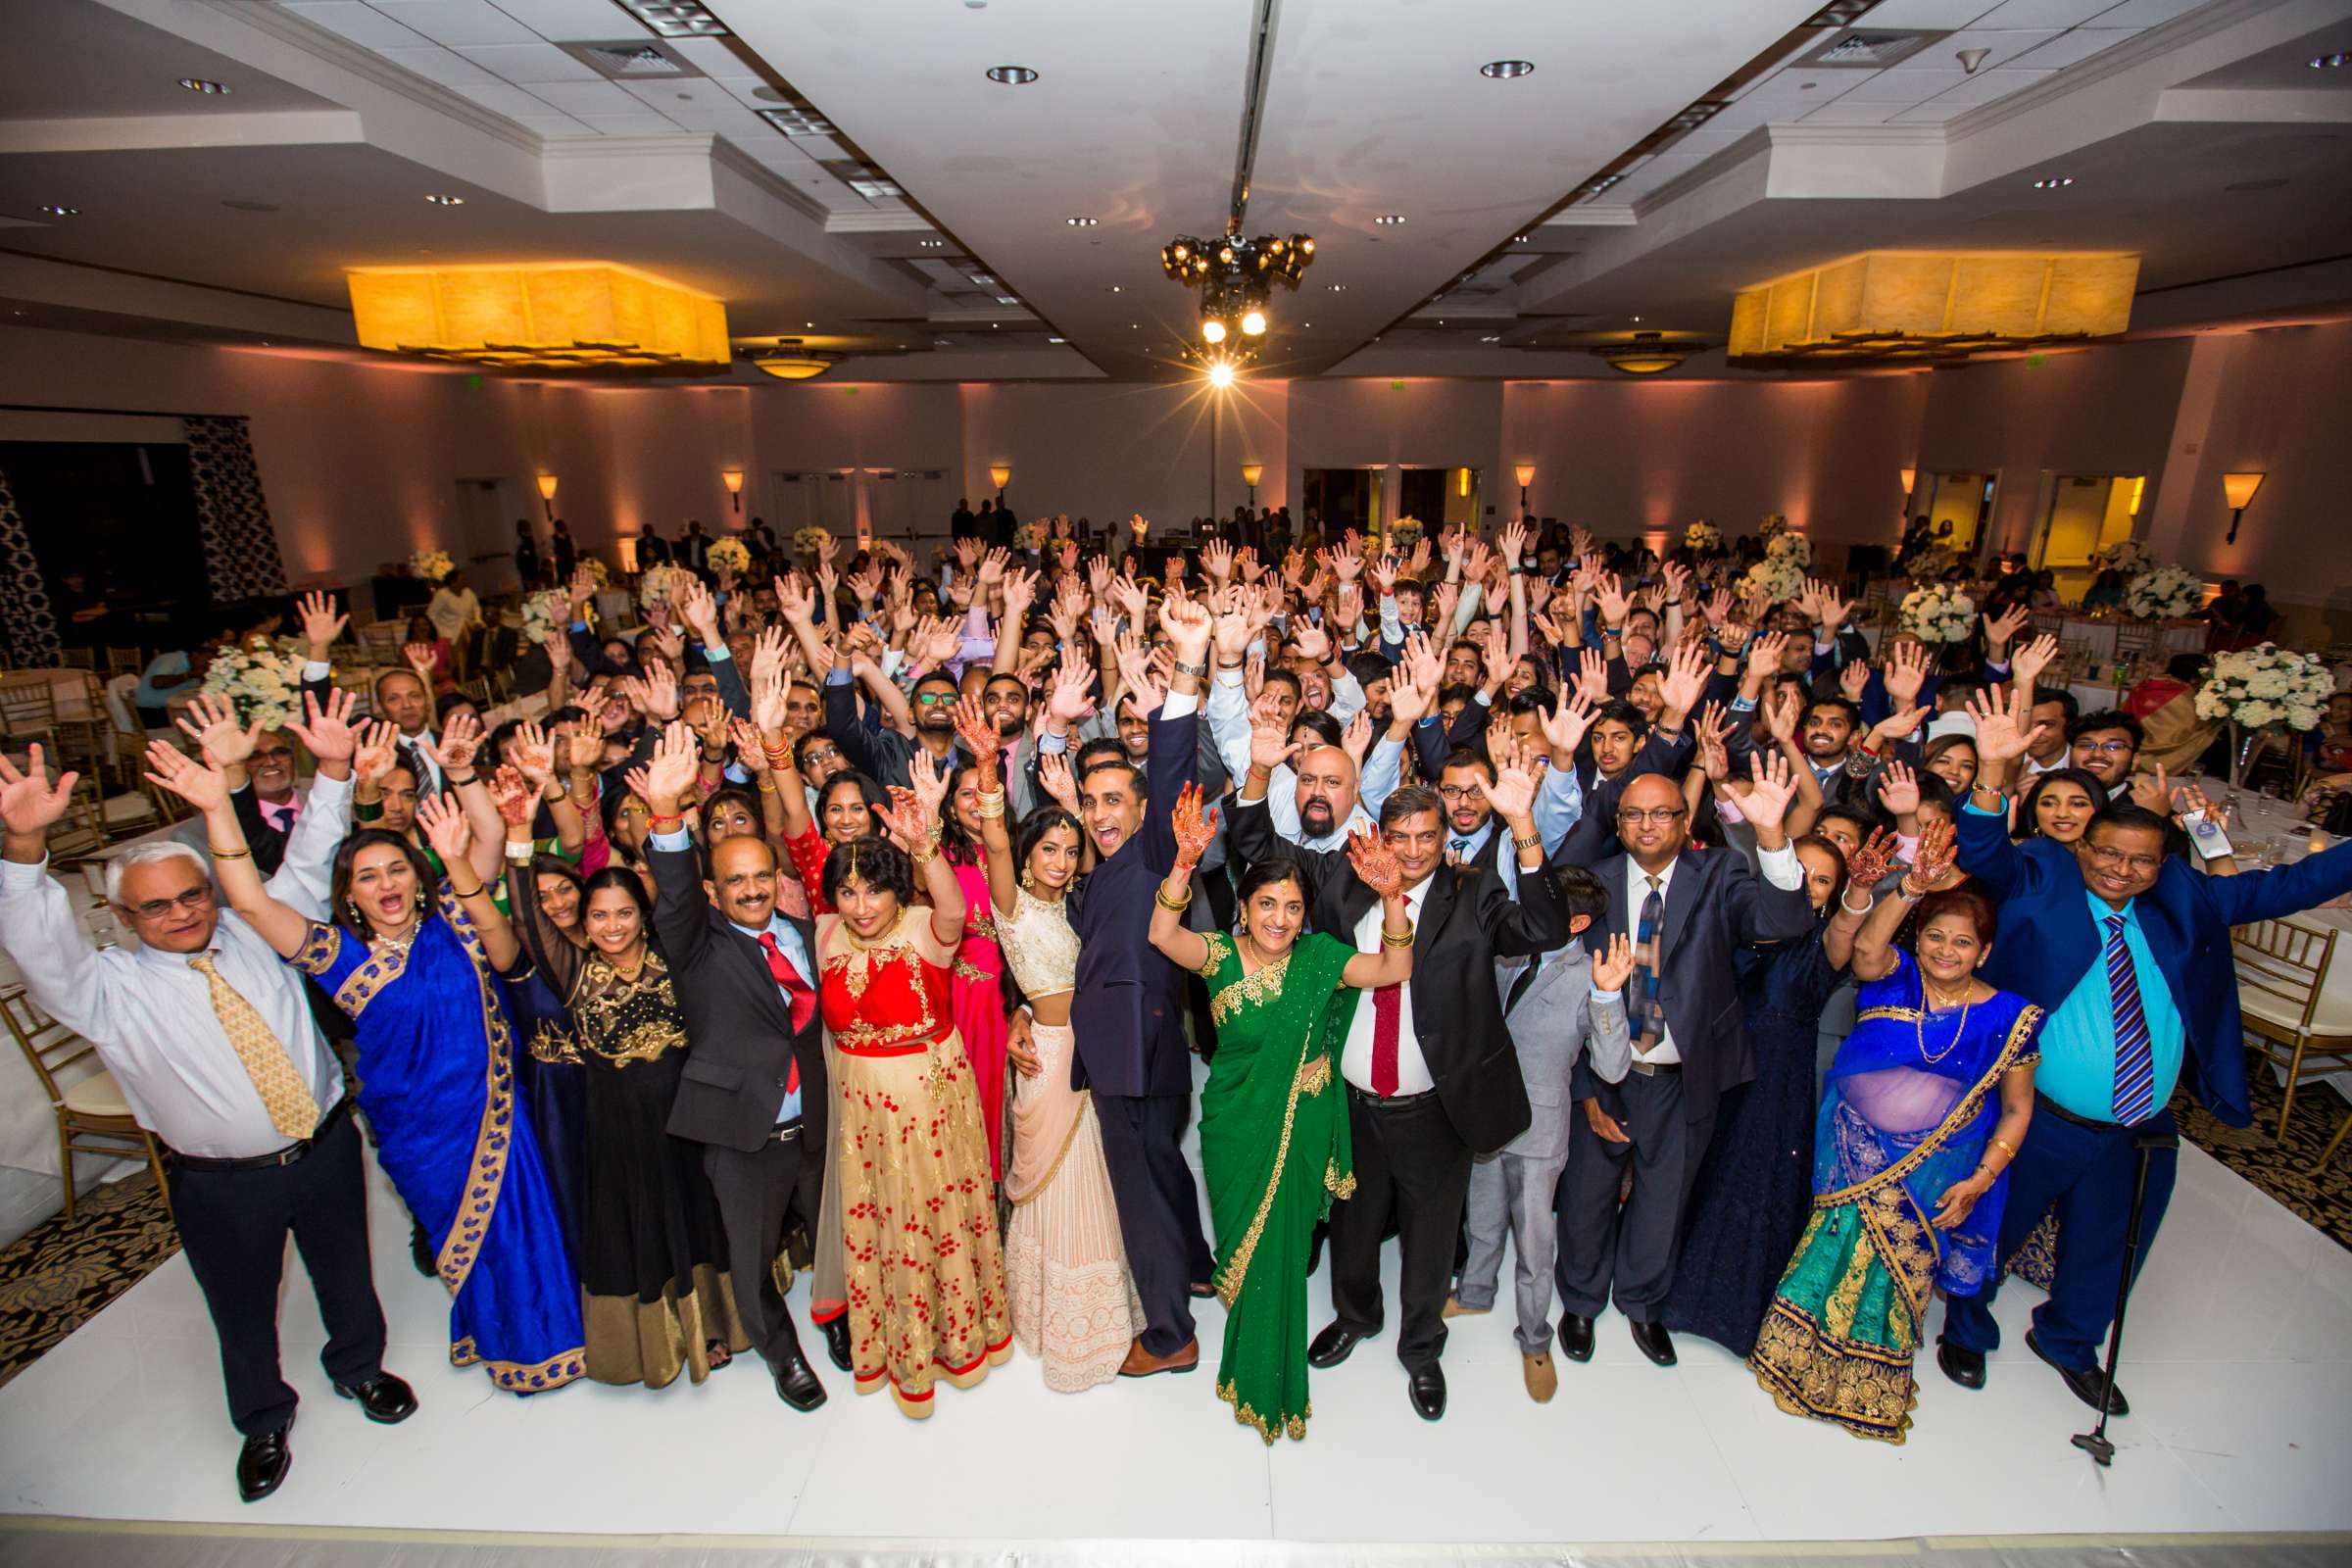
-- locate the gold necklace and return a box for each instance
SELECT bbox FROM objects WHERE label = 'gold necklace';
[1916,976,1973,1064]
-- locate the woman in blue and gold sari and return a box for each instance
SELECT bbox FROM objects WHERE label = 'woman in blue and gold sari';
[1751,820,2038,1444]
[203,756,586,1396]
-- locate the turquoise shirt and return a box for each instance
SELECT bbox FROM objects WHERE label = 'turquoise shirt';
[2034,889,2184,1122]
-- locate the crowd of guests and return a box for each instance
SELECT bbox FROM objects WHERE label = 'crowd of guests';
[5,514,2349,1505]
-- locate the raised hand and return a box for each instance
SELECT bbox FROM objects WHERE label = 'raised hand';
[1746,630,1789,681]
[509,719,557,788]
[1540,686,1595,757]
[1498,518,1528,570]
[1159,593,1213,662]
[143,739,227,815]
[424,709,484,774]
[1694,702,1734,784]
[1984,602,2032,653]
[773,571,816,625]
[953,693,1002,772]
[2128,760,2173,816]
[1347,825,1405,898]
[673,574,721,646]
[286,687,362,767]
[1037,751,1079,814]
[907,746,952,823]
[1477,754,1539,824]
[1885,637,1934,708]
[487,764,536,827]
[1965,683,2045,765]
[1658,641,1711,721]
[1741,749,1799,834]
[1591,930,1638,994]
[1288,616,1332,663]
[0,745,79,840]
[415,791,474,867]
[175,693,262,769]
[640,623,686,669]
[1806,579,1853,632]
[1387,666,1434,729]
[640,662,681,722]
[1247,691,1298,776]
[1844,826,1900,893]
[298,590,347,660]
[1046,653,1097,726]
[2009,632,2059,694]
[1877,760,1921,817]
[1762,685,1802,748]
[640,720,700,809]
[1171,780,1218,871]
[1838,659,1871,704]
[1341,709,1375,769]
[352,721,400,787]
[402,642,437,681]
[1906,814,1958,894]
[1593,572,1630,628]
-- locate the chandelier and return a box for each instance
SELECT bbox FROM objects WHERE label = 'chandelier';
[1160,224,1314,350]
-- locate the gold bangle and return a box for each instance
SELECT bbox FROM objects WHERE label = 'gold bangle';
[1987,1136,2018,1160]
[1154,885,1193,912]
[1382,927,1415,949]
[207,845,251,860]
[757,776,778,794]
[974,788,1006,820]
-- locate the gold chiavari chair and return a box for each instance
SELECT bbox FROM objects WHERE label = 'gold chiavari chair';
[58,647,97,670]
[1,986,173,1225]
[103,646,144,679]
[0,672,61,755]
[2232,917,2351,1139]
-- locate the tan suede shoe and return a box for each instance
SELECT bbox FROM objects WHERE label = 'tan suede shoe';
[1523,1351,1557,1403]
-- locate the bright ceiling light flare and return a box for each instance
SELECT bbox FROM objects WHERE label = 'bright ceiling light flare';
[1480,60,1536,79]
[1201,318,1228,344]
[1206,361,1236,389]
[1240,310,1267,337]
[985,65,1038,85]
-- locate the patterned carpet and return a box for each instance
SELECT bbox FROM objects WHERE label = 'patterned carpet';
[0,1174,178,1389]
[2177,1068,2352,1250]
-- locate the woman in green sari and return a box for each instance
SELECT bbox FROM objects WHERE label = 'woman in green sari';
[1148,783,1413,1444]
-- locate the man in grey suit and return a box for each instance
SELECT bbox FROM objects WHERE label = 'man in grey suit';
[1453,864,1633,1402]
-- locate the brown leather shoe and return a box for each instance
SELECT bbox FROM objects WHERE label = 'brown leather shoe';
[1442,1295,1489,1320]
[1117,1336,1200,1378]
[1523,1351,1557,1403]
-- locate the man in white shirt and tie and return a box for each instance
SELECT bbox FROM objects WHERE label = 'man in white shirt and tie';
[0,717,415,1505]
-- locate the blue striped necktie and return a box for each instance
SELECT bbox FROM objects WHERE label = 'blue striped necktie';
[2106,912,2155,1124]
[1628,875,1666,1054]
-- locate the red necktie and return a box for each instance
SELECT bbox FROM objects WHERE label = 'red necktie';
[1370,982,1401,1097]
[757,932,812,1095]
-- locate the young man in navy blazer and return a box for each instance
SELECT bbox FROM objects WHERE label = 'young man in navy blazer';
[1938,689,2352,1414]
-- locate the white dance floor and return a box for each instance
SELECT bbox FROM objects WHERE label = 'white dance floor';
[1,1087,2347,1556]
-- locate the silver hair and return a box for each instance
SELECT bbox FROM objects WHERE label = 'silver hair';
[104,840,211,906]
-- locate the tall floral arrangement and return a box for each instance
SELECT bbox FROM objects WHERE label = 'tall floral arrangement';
[2095,538,2154,575]
[199,639,303,730]
[792,525,833,560]
[1758,514,1790,542]
[706,536,751,577]
[638,564,694,612]
[2195,643,2331,732]
[1742,556,1806,606]
[1765,530,1812,569]
[1898,540,1957,583]
[517,588,582,645]
[1685,520,1723,555]
[2122,564,2204,620]
[576,555,609,586]
[408,548,455,583]
[1898,583,1977,645]
[1012,518,1048,553]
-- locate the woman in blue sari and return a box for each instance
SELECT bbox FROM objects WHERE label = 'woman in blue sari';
[1750,819,2038,1444]
[198,761,586,1396]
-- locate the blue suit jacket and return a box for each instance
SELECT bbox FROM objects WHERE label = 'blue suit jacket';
[1067,705,1199,1099]
[1955,809,2352,1128]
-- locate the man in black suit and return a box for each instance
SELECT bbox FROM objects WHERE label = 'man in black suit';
[642,730,831,1411]
[1055,596,1213,1378]
[1553,760,1814,1370]
[1233,724,1566,1421]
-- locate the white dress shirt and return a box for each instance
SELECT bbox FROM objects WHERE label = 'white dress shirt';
[0,772,355,1157]
[652,824,815,1124]
[1624,839,1803,1065]
[1339,875,1434,1096]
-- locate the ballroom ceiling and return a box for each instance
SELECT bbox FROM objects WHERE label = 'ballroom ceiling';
[1,0,2347,382]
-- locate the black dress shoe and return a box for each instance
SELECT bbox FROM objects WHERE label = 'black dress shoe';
[1406,1364,1446,1422]
[408,1222,437,1280]
[1628,1318,1678,1368]
[772,1348,828,1412]
[333,1372,417,1424]
[1936,1339,1985,1391]
[236,1419,292,1503]
[2028,1328,2126,1416]
[818,1316,852,1374]
[1306,1322,1370,1369]
[1557,1312,1595,1364]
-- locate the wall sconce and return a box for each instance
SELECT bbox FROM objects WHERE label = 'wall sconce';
[535,472,559,520]
[2222,471,2265,544]
[1241,463,1263,509]
[1898,466,1917,499]
[1514,463,1536,515]
[720,467,744,514]
[988,464,1011,503]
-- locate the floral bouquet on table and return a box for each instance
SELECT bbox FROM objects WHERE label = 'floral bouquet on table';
[1012,518,1048,553]
[1765,529,1812,569]
[638,564,694,612]
[518,588,584,645]
[408,548,455,583]
[1388,515,1426,554]
[1898,582,1977,645]
[2123,564,2204,620]
[1685,520,1724,555]
[792,525,833,560]
[199,641,303,731]
[1898,540,1956,583]
[2096,538,2155,576]
[2197,641,2333,787]
[577,555,609,586]
[1743,555,1806,607]
[706,535,752,577]
[1758,513,1790,543]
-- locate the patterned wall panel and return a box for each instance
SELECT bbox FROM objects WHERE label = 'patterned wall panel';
[184,416,289,604]
[0,466,63,667]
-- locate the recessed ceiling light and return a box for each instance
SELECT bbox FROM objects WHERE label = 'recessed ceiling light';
[805,320,814,328]
[985,65,1038,85]
[1048,336,1066,344]
[846,176,902,200]
[969,272,996,285]
[1373,214,1405,225]
[612,1,731,38]
[1480,335,1501,343]
[36,204,78,217]
[1480,60,1535,79]
[1513,233,1531,244]
[1065,216,1099,226]
[2311,52,2349,69]
[2031,175,2075,189]
[178,77,231,95]
[1327,283,1347,291]
[424,193,466,206]
[757,107,835,136]
[995,295,1019,306]
[1108,284,1122,293]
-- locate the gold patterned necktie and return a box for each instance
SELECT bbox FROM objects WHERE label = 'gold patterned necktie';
[187,954,321,1140]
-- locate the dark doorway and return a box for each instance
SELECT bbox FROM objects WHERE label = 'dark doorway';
[1300,468,1373,542]
[0,441,208,648]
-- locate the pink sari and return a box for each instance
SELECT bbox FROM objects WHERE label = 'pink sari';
[948,858,1010,1182]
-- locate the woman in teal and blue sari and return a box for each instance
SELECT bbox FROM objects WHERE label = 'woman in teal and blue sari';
[200,755,587,1396]
[1751,820,2038,1444]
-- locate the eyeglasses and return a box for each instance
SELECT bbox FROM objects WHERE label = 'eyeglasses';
[2082,843,2163,875]
[914,691,956,706]
[125,886,214,920]
[801,746,842,764]
[250,746,295,762]
[1616,806,1688,826]
[1437,784,1487,803]
[2075,739,2136,756]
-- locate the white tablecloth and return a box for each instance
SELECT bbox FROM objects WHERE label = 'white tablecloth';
[2035,615,2207,668]
[2206,779,2352,1027]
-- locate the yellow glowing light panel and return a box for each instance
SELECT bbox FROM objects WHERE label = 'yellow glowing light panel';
[346,264,729,366]
[1728,252,2138,361]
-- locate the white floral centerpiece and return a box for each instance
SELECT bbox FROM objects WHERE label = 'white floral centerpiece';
[1742,556,1806,607]
[408,548,455,583]
[706,536,751,577]
[1898,582,1978,645]
[792,525,833,560]
[1765,530,1812,569]
[1758,513,1789,542]
[1387,515,1426,553]
[199,639,303,730]
[638,564,694,612]
[577,555,609,586]
[1012,518,1048,553]
[517,588,582,645]
[2095,538,2154,575]
[1898,541,1957,584]
[2196,641,2333,787]
[2123,564,2204,621]
[1685,520,1723,554]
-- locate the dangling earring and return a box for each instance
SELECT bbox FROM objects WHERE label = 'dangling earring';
[346,899,364,927]
[1019,866,1036,895]
[1235,911,1250,937]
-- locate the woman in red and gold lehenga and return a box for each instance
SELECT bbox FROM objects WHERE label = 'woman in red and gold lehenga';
[809,752,1012,1417]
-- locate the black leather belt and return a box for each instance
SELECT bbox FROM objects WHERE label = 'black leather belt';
[1348,1084,1440,1106]
[171,1097,351,1172]
[769,1118,804,1143]
[1626,1056,1683,1077]
[2034,1090,2154,1133]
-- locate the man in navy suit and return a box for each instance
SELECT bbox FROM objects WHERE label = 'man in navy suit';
[1055,595,1215,1378]
[1938,688,2352,1413]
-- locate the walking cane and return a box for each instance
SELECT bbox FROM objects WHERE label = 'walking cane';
[2071,1125,2179,1467]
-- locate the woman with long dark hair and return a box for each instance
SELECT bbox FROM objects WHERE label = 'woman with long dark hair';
[2016,767,2110,846]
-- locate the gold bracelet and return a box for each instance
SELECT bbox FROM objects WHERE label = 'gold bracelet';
[1987,1136,2018,1160]
[448,881,485,900]
[757,775,778,794]
[207,845,252,860]
[1154,885,1193,912]
[974,788,1006,820]
[1382,927,1414,949]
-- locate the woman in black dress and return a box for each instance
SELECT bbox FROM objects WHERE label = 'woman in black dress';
[1663,834,1852,1357]
[516,865,748,1388]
